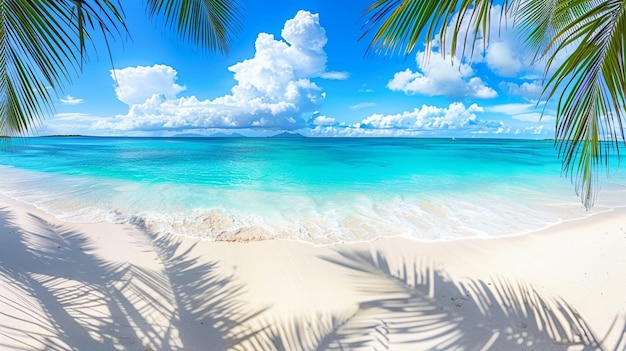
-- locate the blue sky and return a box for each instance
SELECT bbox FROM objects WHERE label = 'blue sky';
[40,0,556,138]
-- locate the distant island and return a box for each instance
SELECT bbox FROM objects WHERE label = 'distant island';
[270,132,306,138]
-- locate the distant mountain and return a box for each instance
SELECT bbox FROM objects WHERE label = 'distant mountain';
[270,132,306,138]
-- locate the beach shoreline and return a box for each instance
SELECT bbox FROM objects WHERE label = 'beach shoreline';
[1,195,625,350]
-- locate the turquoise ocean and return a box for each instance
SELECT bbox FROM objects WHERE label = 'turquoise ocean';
[1,137,624,244]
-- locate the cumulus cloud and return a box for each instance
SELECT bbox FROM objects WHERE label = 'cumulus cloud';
[486,41,525,77]
[310,103,506,137]
[426,5,549,86]
[312,115,336,125]
[502,80,544,100]
[358,102,485,130]
[98,10,335,132]
[60,95,83,105]
[387,51,497,99]
[111,65,186,105]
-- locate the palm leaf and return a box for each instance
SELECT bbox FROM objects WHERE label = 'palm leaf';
[360,0,514,59]
[515,0,599,61]
[145,0,243,54]
[1,0,242,137]
[362,0,626,208]
[540,0,626,208]
[0,0,126,136]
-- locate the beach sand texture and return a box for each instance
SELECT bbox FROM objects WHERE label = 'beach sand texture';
[1,196,626,350]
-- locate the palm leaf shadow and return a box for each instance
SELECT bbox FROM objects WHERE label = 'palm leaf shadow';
[0,207,266,350]
[217,248,615,351]
[145,229,268,349]
[234,309,391,351]
[316,249,604,350]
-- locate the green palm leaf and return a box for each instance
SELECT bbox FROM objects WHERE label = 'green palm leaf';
[145,0,243,55]
[0,0,241,137]
[362,0,626,209]
[540,0,626,208]
[361,0,512,59]
[0,0,126,136]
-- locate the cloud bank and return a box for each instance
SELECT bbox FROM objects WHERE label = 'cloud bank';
[310,102,509,137]
[99,10,340,132]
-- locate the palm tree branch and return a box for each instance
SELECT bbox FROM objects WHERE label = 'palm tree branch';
[541,0,626,208]
[1,1,74,135]
[516,0,598,62]
[0,0,128,136]
[145,0,243,54]
[361,0,521,59]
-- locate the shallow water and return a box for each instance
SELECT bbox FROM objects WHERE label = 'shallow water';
[1,137,624,243]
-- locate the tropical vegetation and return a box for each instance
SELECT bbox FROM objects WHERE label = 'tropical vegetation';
[0,0,241,133]
[360,0,626,209]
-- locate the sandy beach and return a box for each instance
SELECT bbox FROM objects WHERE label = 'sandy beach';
[1,195,625,350]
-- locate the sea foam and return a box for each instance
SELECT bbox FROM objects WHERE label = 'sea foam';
[1,137,624,244]
[0,164,621,244]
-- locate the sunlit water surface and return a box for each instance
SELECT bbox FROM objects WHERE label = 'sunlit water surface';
[1,137,624,244]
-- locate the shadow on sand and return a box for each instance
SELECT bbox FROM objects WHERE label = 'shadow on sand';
[245,250,626,351]
[1,205,625,350]
[0,207,265,350]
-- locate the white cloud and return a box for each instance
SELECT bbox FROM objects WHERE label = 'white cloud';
[502,80,544,100]
[357,102,485,130]
[486,103,536,115]
[98,11,334,132]
[320,71,349,80]
[387,51,497,99]
[430,6,550,80]
[309,103,507,137]
[60,95,83,105]
[486,41,524,77]
[312,115,335,125]
[486,102,554,123]
[111,64,186,105]
[349,102,376,110]
[516,125,545,135]
[54,112,96,121]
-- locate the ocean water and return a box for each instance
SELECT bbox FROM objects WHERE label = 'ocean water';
[0,137,624,244]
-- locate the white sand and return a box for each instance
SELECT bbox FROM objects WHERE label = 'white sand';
[1,195,625,350]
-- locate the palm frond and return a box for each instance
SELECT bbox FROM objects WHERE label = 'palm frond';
[541,0,626,209]
[0,0,126,136]
[515,0,599,61]
[145,0,243,55]
[361,0,626,208]
[2,0,243,136]
[360,0,514,59]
